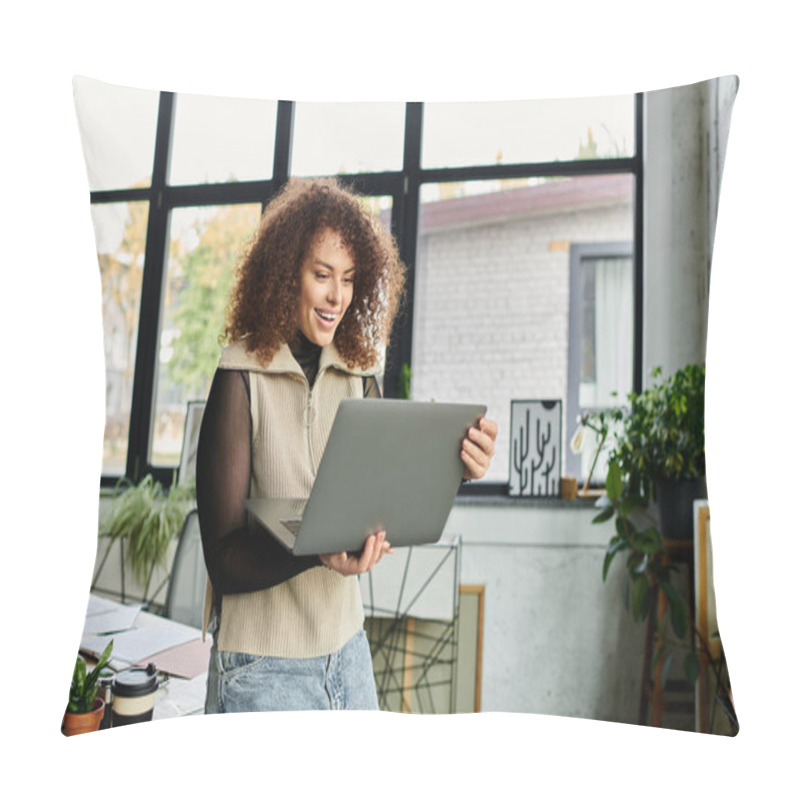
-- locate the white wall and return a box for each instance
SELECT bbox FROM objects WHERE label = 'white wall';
[643,76,738,381]
[444,501,646,722]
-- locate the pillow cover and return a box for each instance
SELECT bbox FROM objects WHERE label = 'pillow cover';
[70,74,738,736]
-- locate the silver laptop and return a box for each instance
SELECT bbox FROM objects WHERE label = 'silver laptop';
[244,398,487,556]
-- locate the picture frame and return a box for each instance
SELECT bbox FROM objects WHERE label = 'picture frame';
[508,399,562,497]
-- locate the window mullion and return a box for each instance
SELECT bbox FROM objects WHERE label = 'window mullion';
[384,102,422,398]
[272,100,294,191]
[126,90,175,483]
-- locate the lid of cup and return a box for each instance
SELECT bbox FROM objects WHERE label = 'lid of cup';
[112,663,158,697]
[97,668,115,687]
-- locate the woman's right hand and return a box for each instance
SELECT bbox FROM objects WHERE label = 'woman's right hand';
[319,530,393,576]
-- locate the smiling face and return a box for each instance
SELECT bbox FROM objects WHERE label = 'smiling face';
[296,227,356,347]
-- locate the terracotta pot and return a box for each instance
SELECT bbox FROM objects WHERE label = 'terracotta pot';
[62,698,105,736]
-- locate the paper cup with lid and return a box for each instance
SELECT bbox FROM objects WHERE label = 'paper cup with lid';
[111,663,159,726]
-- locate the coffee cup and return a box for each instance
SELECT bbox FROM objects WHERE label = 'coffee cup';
[111,663,159,726]
[97,668,115,730]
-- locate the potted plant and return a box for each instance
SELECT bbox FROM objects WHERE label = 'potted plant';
[62,640,113,736]
[94,474,195,607]
[590,363,707,684]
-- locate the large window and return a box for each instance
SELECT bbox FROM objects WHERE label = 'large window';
[75,76,641,490]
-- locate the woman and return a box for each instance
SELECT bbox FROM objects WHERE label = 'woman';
[196,178,497,713]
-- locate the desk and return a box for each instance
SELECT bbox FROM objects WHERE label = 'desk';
[152,672,208,720]
[81,593,210,720]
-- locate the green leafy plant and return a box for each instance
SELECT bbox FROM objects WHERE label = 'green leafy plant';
[67,640,113,714]
[607,363,706,501]
[589,364,707,685]
[399,362,412,400]
[594,459,695,673]
[96,474,194,602]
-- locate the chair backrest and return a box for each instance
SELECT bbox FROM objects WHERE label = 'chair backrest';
[165,509,207,629]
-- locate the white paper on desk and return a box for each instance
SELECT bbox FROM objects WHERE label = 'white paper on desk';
[81,624,199,665]
[152,673,208,720]
[83,605,143,636]
[87,595,122,616]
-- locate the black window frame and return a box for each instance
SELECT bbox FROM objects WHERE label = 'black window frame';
[91,93,643,493]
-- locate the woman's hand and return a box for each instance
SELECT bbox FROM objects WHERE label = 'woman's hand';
[320,530,394,576]
[461,416,498,481]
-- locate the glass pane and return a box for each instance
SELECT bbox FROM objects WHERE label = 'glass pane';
[411,175,633,483]
[359,196,393,392]
[422,95,634,169]
[169,93,277,185]
[93,201,150,475]
[150,204,263,468]
[291,102,405,176]
[151,197,393,467]
[73,76,159,191]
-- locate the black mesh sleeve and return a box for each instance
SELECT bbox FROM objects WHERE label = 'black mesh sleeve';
[195,368,321,595]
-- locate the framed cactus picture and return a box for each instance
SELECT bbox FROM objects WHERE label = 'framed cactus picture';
[509,400,562,497]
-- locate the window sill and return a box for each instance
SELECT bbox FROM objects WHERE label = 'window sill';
[456,483,602,509]
[454,494,600,510]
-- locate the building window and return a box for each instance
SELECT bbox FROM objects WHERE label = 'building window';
[291,101,405,176]
[168,93,277,186]
[566,242,634,484]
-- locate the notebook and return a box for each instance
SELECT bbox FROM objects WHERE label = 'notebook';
[244,398,486,556]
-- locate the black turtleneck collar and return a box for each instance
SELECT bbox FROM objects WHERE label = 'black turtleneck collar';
[289,331,322,386]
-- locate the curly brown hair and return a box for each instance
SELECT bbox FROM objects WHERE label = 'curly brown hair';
[224,177,406,370]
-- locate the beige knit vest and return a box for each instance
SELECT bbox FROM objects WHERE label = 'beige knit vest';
[207,338,374,658]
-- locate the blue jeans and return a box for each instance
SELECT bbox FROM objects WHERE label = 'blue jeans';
[205,628,379,713]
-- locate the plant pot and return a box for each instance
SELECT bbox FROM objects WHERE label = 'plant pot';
[62,697,105,736]
[654,477,706,540]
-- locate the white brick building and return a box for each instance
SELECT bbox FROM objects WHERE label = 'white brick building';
[411,174,633,482]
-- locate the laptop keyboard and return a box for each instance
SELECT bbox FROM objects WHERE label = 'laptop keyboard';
[281,518,303,535]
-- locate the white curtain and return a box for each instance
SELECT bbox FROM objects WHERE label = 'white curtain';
[594,257,633,406]
[579,256,632,482]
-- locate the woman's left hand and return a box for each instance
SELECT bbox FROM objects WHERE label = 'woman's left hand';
[461,417,498,481]
[320,530,393,576]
